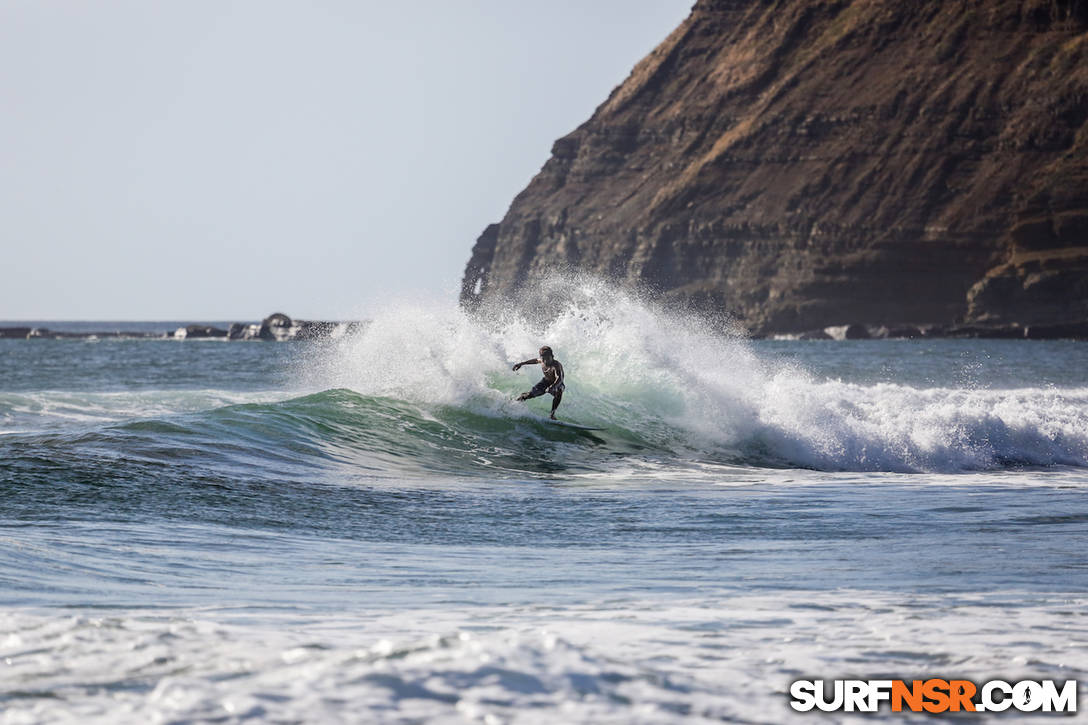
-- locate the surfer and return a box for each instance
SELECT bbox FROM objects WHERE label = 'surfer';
[512,346,565,419]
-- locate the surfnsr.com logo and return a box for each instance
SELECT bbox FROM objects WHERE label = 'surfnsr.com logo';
[789,679,1077,714]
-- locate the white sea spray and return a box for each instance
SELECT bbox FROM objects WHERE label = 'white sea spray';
[306,277,1088,473]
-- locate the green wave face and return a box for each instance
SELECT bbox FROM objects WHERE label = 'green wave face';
[191,388,695,479]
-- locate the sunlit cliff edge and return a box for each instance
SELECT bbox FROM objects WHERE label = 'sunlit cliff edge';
[461,0,1088,337]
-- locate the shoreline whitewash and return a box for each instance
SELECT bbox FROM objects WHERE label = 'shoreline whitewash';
[3,593,1085,723]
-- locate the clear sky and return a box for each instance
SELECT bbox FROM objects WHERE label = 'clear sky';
[1,1,692,321]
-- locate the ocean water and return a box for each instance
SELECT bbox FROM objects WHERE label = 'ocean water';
[2,283,1087,723]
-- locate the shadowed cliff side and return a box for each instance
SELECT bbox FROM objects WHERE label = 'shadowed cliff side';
[461,0,1088,335]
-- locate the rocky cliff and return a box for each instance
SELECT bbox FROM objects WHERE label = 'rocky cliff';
[461,0,1088,335]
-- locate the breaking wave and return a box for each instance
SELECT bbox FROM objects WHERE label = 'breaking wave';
[299,277,1088,474]
[5,278,1088,475]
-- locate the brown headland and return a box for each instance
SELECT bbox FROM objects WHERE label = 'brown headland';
[461,0,1088,338]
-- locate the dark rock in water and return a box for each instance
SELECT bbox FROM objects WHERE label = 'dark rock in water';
[844,325,871,340]
[5,315,356,342]
[1023,322,1088,340]
[259,313,295,341]
[228,323,262,341]
[460,0,1088,335]
[0,327,32,339]
[254,314,362,341]
[943,324,1025,339]
[920,325,950,338]
[176,325,228,339]
[19,327,161,340]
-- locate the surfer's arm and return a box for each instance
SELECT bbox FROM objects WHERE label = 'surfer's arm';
[512,358,539,371]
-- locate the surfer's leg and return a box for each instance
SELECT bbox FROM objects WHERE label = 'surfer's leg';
[517,380,548,402]
[549,390,562,419]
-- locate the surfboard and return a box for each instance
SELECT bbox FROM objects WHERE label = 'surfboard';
[547,420,604,431]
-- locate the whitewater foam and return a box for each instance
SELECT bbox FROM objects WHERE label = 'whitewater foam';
[308,278,1088,473]
[3,591,1084,724]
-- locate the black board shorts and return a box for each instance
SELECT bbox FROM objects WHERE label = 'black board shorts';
[526,379,565,398]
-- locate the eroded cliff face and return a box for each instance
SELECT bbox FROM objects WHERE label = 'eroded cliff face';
[461,0,1088,334]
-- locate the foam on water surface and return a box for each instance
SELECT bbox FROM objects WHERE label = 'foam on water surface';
[3,592,1085,724]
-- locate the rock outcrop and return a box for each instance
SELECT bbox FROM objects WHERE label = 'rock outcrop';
[0,327,33,339]
[173,325,229,339]
[461,0,1088,335]
[1,315,363,341]
[254,313,361,341]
